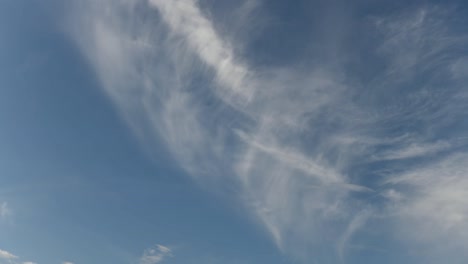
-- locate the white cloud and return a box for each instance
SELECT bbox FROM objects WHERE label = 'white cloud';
[451,57,468,80]
[148,0,254,103]
[337,209,372,262]
[62,262,74,264]
[0,249,18,260]
[385,153,468,261]
[375,6,459,79]
[0,249,41,264]
[374,140,451,160]
[388,154,468,237]
[140,245,172,264]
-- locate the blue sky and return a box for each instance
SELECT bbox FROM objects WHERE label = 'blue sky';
[1,0,468,264]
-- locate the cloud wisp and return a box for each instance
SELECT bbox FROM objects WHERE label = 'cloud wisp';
[139,245,172,264]
[0,249,31,264]
[386,153,468,240]
[0,202,11,220]
[69,1,468,263]
[0,249,18,261]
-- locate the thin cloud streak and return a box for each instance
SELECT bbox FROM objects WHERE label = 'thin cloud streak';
[374,140,452,161]
[337,209,372,262]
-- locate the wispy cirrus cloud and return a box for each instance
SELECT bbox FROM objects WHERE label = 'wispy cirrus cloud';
[384,153,468,262]
[140,245,172,264]
[0,202,11,220]
[69,1,468,263]
[147,0,255,103]
[387,154,468,235]
[373,140,452,161]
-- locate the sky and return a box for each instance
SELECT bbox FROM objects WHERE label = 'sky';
[1,0,468,263]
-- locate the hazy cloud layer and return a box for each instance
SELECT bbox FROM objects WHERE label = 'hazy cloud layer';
[69,1,468,263]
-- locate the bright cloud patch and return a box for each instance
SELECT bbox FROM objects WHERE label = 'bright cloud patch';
[0,249,18,260]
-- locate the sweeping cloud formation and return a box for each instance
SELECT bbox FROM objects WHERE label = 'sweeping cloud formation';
[69,0,468,263]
